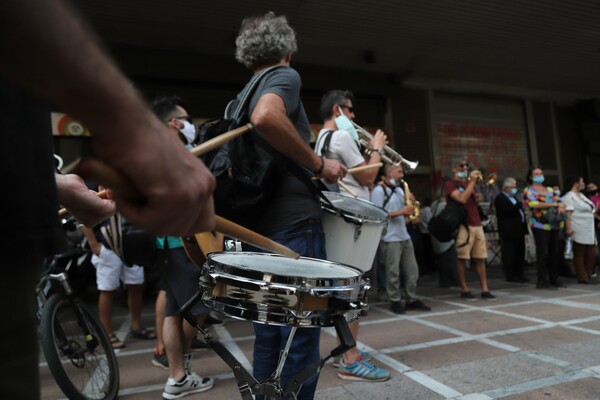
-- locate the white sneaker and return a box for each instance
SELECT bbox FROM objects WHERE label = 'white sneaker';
[162,372,214,399]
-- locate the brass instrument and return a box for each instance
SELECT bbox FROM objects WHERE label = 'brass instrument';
[474,171,497,186]
[351,121,419,173]
[401,179,421,223]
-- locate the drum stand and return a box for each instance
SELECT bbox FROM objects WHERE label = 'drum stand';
[180,291,356,400]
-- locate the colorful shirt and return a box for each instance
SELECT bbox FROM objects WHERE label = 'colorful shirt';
[523,185,564,231]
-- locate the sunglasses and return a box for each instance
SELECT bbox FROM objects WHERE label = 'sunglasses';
[339,105,355,113]
[458,163,469,168]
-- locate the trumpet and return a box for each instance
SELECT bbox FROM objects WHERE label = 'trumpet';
[351,121,419,173]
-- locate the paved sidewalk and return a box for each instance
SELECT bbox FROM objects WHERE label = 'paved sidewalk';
[40,264,600,399]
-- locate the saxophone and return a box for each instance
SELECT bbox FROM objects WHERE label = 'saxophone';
[402,180,421,224]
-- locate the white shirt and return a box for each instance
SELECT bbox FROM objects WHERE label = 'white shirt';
[562,191,597,245]
[315,128,369,200]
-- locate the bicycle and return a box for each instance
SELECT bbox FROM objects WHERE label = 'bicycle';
[37,218,119,400]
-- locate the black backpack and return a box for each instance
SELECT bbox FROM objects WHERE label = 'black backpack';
[198,66,283,225]
[427,181,469,246]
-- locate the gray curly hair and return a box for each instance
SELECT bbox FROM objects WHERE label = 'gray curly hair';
[235,12,298,70]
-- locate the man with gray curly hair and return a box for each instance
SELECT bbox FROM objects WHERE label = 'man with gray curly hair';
[232,12,347,400]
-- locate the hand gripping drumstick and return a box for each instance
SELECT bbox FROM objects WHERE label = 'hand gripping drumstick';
[58,123,253,217]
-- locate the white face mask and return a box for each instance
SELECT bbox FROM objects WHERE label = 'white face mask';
[389,177,397,186]
[334,106,359,142]
[456,171,468,179]
[179,120,196,144]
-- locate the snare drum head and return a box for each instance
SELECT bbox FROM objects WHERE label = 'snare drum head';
[206,252,362,282]
[321,191,388,223]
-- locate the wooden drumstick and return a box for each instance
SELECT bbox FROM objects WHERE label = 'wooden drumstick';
[213,216,299,259]
[58,189,109,218]
[190,123,252,157]
[311,162,383,180]
[337,180,358,197]
[347,162,383,174]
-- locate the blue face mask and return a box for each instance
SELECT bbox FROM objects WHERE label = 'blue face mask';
[456,171,468,179]
[532,175,545,184]
[511,188,518,195]
[334,107,359,142]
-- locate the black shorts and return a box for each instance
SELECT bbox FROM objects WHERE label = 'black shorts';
[158,247,208,317]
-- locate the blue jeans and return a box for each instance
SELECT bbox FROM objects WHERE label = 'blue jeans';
[251,222,326,400]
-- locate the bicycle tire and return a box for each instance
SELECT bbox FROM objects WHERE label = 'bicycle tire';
[40,294,120,400]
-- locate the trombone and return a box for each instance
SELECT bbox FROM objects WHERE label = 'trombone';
[351,120,419,173]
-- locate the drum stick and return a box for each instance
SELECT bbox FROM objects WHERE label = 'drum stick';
[337,180,358,197]
[190,123,252,157]
[347,162,383,174]
[58,189,109,218]
[58,124,253,217]
[311,162,383,181]
[213,216,299,259]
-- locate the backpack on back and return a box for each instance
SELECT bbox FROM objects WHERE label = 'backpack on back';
[198,66,283,225]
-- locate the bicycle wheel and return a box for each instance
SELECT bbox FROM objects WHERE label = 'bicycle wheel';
[39,294,120,400]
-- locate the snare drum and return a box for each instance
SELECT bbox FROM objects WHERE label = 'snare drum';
[321,191,389,271]
[200,252,369,327]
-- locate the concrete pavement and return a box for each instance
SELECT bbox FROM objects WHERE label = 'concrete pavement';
[40,265,600,399]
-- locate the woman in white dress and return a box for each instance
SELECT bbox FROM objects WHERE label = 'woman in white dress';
[562,176,598,283]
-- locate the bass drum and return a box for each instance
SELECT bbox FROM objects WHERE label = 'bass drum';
[200,252,369,327]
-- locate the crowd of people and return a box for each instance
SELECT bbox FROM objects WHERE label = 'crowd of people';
[3,1,599,399]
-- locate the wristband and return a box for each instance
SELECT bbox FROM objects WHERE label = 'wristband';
[314,156,324,176]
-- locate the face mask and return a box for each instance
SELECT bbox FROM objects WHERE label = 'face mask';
[579,183,585,191]
[588,190,598,196]
[179,120,196,144]
[532,175,544,184]
[389,177,397,186]
[511,188,518,195]
[334,107,359,142]
[455,171,468,179]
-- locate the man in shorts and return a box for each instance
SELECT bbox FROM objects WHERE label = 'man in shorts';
[444,158,496,301]
[83,216,155,349]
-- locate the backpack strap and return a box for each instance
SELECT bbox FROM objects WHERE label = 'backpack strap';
[315,130,335,157]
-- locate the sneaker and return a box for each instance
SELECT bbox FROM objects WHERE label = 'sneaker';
[162,372,214,399]
[191,337,210,351]
[390,301,405,314]
[406,299,432,311]
[337,359,390,382]
[201,313,224,328]
[332,350,372,368]
[152,351,169,370]
[460,291,477,301]
[481,292,497,301]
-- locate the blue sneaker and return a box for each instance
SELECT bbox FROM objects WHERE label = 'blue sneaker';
[332,350,372,368]
[337,358,390,382]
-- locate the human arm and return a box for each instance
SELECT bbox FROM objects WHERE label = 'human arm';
[448,175,478,204]
[352,130,387,186]
[0,0,215,235]
[55,173,116,228]
[251,92,346,183]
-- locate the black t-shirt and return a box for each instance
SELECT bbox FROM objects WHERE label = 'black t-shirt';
[1,81,66,264]
[236,66,320,234]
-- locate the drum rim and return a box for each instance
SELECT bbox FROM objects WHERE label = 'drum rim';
[321,191,388,223]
